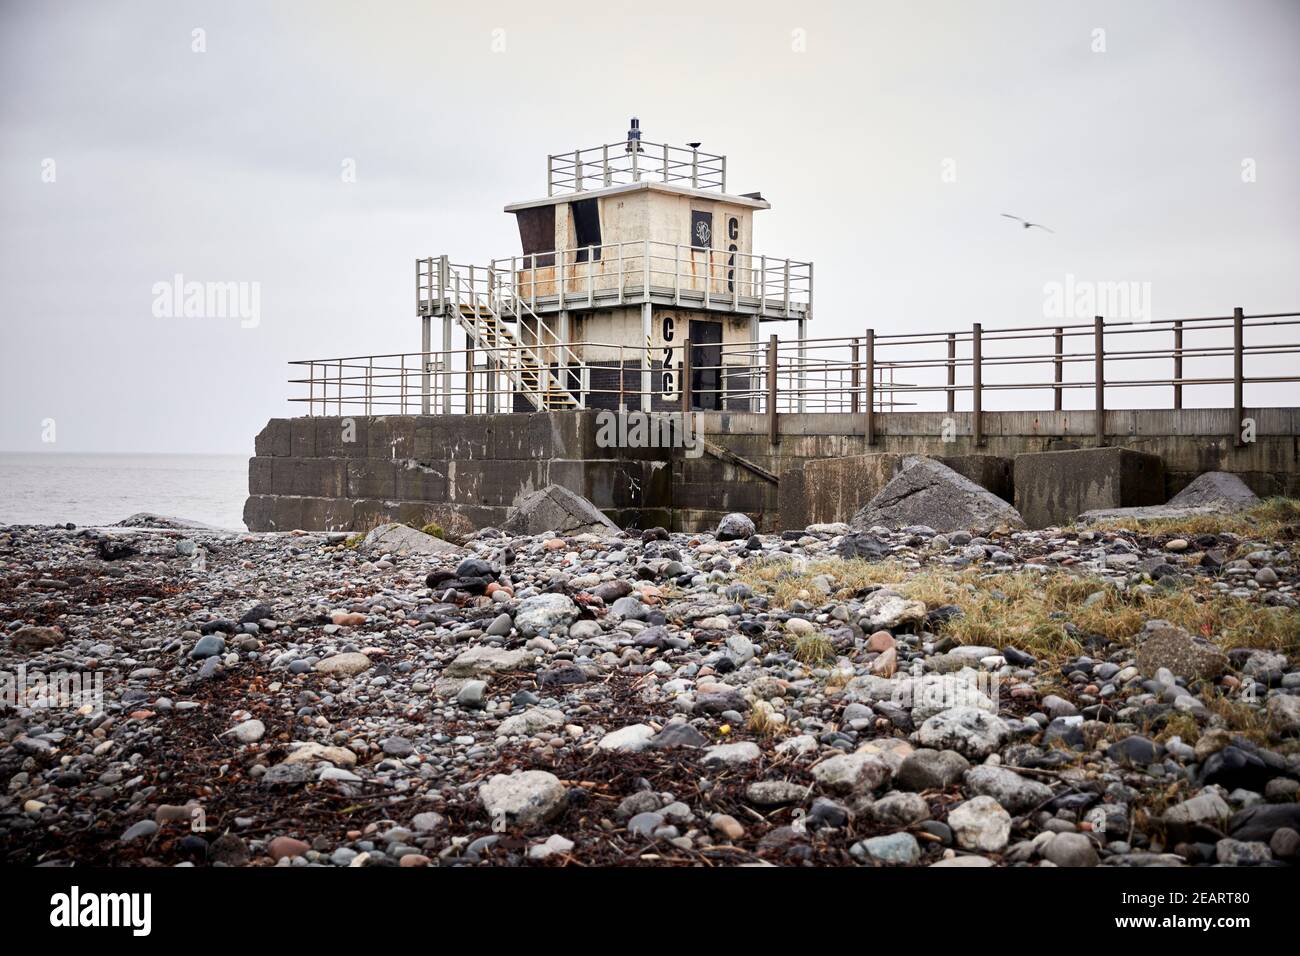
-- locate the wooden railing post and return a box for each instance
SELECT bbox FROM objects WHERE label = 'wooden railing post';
[680,338,692,417]
[864,328,876,446]
[972,323,983,447]
[767,334,779,445]
[1053,327,1064,411]
[1094,315,1105,446]
[1233,306,1244,447]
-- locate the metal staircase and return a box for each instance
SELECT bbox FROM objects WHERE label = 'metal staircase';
[421,256,586,411]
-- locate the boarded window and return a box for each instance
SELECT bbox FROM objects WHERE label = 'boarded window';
[691,210,713,249]
[571,198,602,262]
[514,206,555,267]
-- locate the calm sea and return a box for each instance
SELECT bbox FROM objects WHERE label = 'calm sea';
[0,453,249,531]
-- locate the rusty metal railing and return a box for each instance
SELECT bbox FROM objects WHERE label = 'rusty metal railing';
[289,310,1300,452]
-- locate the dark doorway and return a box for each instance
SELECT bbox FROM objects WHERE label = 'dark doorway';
[571,198,602,261]
[690,319,722,410]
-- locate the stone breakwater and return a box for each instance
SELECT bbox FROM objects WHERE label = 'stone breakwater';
[0,514,1297,867]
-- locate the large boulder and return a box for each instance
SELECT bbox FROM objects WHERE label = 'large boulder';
[851,457,1024,533]
[501,484,618,536]
[359,522,463,556]
[1168,471,1259,510]
[716,513,756,541]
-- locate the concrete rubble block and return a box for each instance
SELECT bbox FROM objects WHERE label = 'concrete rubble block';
[1013,446,1164,529]
[851,457,1025,533]
[346,459,399,499]
[502,484,620,536]
[254,419,291,457]
[358,521,463,556]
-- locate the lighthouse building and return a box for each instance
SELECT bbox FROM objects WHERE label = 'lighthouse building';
[415,120,812,415]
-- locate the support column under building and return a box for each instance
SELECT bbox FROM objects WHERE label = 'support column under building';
[796,315,807,413]
[441,314,452,415]
[421,314,431,414]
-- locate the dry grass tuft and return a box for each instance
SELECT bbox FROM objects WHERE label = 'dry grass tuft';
[740,553,1299,665]
[792,633,835,665]
[746,699,788,738]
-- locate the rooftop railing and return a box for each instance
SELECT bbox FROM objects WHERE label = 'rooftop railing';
[547,141,726,196]
[418,242,813,320]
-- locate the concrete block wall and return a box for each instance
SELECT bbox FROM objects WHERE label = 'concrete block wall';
[244,412,671,532]
[245,407,1298,534]
[676,407,1299,532]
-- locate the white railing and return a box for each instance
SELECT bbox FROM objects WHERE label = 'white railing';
[420,242,811,321]
[418,256,587,411]
[547,140,726,196]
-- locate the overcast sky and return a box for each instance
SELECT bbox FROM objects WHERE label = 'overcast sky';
[1,0,1297,453]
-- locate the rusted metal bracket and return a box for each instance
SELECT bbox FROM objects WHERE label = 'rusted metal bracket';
[702,440,778,484]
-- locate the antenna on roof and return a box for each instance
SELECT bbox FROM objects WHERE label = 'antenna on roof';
[625,117,643,153]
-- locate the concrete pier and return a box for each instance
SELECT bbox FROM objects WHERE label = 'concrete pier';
[246,407,1300,533]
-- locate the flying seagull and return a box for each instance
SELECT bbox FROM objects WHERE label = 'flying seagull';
[1001,213,1054,233]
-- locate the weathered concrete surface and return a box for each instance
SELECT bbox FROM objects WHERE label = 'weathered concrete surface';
[1013,447,1165,529]
[245,412,670,532]
[682,408,1299,532]
[248,408,1297,533]
[851,457,1025,532]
